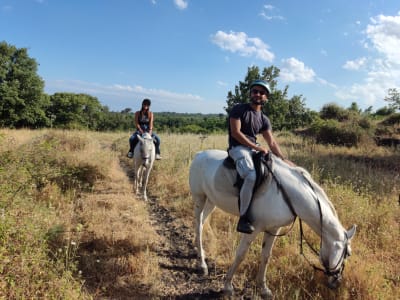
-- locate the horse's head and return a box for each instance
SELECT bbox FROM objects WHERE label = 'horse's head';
[320,224,356,289]
[137,133,154,164]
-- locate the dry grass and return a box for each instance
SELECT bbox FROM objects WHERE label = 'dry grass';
[0,129,398,299]
[148,132,400,300]
[0,129,160,299]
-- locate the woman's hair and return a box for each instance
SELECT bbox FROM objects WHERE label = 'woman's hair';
[142,98,151,106]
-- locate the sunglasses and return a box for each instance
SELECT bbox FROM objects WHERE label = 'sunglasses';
[251,89,267,96]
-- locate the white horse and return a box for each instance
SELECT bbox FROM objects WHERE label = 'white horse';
[189,149,356,298]
[133,132,155,201]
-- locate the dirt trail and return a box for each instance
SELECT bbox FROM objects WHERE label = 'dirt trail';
[144,195,225,299]
[79,155,256,299]
[117,160,227,299]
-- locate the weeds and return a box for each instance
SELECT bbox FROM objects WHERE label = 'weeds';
[0,129,398,299]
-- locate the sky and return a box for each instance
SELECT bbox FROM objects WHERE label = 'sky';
[1,0,400,114]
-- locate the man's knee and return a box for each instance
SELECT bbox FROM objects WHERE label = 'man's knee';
[235,157,255,178]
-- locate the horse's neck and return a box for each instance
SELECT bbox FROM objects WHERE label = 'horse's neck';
[272,157,344,241]
[300,200,344,242]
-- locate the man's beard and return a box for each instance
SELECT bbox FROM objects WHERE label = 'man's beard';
[251,98,266,105]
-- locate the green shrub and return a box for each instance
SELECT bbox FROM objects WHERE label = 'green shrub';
[312,120,363,147]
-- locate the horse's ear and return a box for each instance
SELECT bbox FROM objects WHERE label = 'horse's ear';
[137,135,144,142]
[346,224,357,240]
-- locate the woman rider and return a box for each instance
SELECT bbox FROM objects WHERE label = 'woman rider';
[127,98,162,160]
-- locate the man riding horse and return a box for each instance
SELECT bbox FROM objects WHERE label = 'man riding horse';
[228,79,295,234]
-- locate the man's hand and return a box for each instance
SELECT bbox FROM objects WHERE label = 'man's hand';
[282,158,296,167]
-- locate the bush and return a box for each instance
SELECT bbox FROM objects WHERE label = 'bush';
[312,120,363,147]
[380,113,400,126]
[320,103,351,121]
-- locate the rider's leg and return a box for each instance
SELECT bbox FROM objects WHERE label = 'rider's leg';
[128,133,139,155]
[152,133,161,155]
[228,146,256,234]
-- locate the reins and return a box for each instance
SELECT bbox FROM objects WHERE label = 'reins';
[263,156,342,276]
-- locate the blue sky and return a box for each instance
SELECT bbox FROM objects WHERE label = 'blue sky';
[1,0,400,114]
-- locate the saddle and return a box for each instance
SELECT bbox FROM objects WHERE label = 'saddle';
[223,151,272,193]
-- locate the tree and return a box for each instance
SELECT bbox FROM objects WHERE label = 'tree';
[0,41,49,128]
[384,88,400,111]
[48,93,104,129]
[348,102,361,114]
[225,65,313,130]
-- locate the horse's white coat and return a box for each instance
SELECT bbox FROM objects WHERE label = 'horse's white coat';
[133,132,155,201]
[189,149,356,297]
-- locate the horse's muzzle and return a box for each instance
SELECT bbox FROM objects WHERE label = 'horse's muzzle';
[327,274,342,289]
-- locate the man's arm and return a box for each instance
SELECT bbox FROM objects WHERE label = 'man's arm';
[262,130,285,158]
[230,117,268,153]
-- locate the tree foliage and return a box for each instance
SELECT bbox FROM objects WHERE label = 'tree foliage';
[0,41,49,128]
[384,88,400,111]
[225,65,315,130]
[48,93,104,129]
[1,40,398,141]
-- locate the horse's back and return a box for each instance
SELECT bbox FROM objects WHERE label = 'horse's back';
[190,149,239,214]
[189,149,227,191]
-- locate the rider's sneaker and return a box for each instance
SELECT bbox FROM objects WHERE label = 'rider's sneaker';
[237,216,254,234]
[127,152,133,158]
[155,154,162,160]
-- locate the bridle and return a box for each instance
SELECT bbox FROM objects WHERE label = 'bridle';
[299,219,350,280]
[263,156,349,280]
[139,135,154,163]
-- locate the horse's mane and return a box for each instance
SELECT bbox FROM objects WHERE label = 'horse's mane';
[271,154,338,217]
[293,166,338,217]
[142,132,152,139]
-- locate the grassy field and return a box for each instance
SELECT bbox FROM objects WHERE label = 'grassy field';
[0,129,398,299]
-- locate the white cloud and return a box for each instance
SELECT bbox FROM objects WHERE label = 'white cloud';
[216,80,228,87]
[366,13,400,62]
[279,57,316,83]
[263,4,274,11]
[343,57,367,70]
[211,30,274,62]
[44,79,210,111]
[318,78,337,89]
[260,4,285,21]
[337,12,400,107]
[174,0,188,10]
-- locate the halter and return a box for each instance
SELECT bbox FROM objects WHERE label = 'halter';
[263,155,349,279]
[138,134,154,162]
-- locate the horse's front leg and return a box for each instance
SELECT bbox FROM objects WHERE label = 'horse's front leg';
[224,232,257,296]
[134,164,142,195]
[141,167,151,201]
[256,231,278,299]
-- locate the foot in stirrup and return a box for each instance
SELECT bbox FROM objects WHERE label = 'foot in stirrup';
[155,154,162,160]
[127,152,133,158]
[237,216,254,234]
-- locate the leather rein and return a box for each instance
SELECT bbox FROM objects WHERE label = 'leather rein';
[263,157,349,277]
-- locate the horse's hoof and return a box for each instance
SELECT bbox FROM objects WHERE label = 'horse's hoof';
[260,287,273,299]
[201,266,208,276]
[223,288,234,297]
